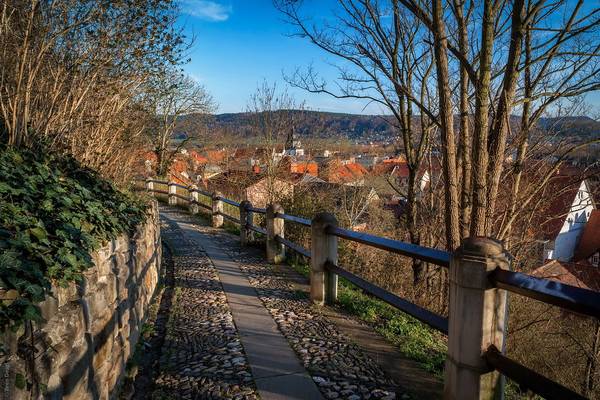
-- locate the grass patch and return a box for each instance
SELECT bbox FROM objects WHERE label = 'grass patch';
[287,258,446,376]
[338,285,447,375]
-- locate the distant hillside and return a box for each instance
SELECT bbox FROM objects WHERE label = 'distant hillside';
[537,116,600,140]
[214,111,395,140]
[176,110,599,143]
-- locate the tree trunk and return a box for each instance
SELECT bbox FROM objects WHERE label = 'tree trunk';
[469,0,495,237]
[432,0,460,250]
[485,0,525,235]
[406,169,423,285]
[455,1,471,239]
[503,14,532,245]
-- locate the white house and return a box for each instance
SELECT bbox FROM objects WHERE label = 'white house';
[543,179,595,261]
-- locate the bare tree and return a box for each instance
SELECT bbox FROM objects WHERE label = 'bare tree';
[275,0,600,249]
[275,1,600,394]
[146,70,214,177]
[0,0,188,182]
[275,1,445,284]
[246,80,306,204]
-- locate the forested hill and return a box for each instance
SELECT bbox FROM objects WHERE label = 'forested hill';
[176,110,600,142]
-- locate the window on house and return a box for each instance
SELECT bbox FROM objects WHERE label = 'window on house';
[593,253,599,266]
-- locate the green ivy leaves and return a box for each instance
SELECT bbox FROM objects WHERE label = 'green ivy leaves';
[0,146,147,331]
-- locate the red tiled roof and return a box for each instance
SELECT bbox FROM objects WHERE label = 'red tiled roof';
[291,161,318,176]
[171,159,187,174]
[383,156,406,163]
[531,259,600,292]
[371,160,434,181]
[574,209,600,262]
[189,150,208,164]
[391,163,409,178]
[328,162,368,184]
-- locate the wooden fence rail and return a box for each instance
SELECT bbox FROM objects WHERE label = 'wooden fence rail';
[140,178,599,400]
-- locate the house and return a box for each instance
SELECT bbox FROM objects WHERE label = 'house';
[314,150,336,165]
[356,154,380,168]
[372,159,434,194]
[142,151,158,174]
[321,160,368,186]
[531,259,600,292]
[573,209,600,267]
[206,149,227,163]
[289,160,318,176]
[203,171,294,208]
[189,150,208,165]
[541,177,595,261]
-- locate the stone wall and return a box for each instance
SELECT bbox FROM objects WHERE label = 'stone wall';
[1,202,161,400]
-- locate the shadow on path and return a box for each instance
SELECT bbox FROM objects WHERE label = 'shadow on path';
[128,241,176,399]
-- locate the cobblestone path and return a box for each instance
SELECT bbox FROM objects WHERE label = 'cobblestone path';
[151,215,259,400]
[155,207,410,400]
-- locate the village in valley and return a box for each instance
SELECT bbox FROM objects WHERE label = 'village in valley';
[140,121,600,291]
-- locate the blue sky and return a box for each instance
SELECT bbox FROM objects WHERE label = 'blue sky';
[177,0,381,114]
[177,0,600,116]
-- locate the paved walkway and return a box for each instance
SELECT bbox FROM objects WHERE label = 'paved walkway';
[139,207,427,400]
[171,217,323,400]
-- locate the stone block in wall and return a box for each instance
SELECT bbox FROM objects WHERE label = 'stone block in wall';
[98,273,118,307]
[41,303,87,370]
[53,283,78,309]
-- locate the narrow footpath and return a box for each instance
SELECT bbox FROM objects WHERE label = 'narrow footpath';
[134,206,418,400]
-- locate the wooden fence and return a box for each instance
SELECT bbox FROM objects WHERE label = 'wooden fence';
[142,178,600,400]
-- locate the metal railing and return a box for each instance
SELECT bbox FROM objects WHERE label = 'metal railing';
[141,178,600,400]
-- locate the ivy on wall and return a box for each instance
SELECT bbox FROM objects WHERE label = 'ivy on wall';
[0,146,147,331]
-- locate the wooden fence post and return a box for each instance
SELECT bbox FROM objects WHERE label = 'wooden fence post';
[266,203,285,263]
[168,182,177,206]
[310,212,338,306]
[239,200,254,246]
[211,191,223,228]
[444,237,510,400]
[189,185,199,214]
[145,178,154,194]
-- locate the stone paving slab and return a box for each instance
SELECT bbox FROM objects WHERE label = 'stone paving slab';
[162,213,323,400]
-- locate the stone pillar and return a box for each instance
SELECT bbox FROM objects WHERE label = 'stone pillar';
[168,182,177,206]
[240,200,254,246]
[310,212,338,306]
[189,185,199,214]
[145,178,154,194]
[266,203,285,263]
[444,237,510,400]
[212,191,223,228]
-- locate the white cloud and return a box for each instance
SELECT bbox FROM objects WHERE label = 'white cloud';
[180,0,232,22]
